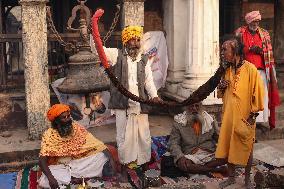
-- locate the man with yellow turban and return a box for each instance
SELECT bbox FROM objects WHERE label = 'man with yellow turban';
[38,104,116,188]
[91,25,162,179]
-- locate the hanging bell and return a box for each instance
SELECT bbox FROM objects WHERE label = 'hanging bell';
[57,45,109,94]
[57,17,109,95]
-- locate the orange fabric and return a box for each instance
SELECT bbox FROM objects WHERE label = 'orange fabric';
[215,61,264,166]
[40,123,107,157]
[192,121,201,136]
[47,104,70,122]
[106,144,121,173]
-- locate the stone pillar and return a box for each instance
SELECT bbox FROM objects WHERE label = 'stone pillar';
[0,0,5,86]
[20,0,50,140]
[163,0,186,97]
[122,0,144,27]
[274,0,284,89]
[177,0,221,105]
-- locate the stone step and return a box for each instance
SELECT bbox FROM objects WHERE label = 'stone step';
[256,121,284,141]
[0,149,40,172]
[0,160,38,173]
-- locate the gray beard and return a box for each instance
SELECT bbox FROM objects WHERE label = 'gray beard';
[248,27,257,34]
[186,112,204,127]
[126,48,139,60]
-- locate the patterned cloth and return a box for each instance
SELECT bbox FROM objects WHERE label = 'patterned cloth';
[236,26,280,128]
[40,123,107,160]
[151,136,170,162]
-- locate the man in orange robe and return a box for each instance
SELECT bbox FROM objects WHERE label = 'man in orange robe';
[216,36,264,189]
[38,104,116,189]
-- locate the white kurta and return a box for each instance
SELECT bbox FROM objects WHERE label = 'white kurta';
[256,70,269,123]
[102,47,158,165]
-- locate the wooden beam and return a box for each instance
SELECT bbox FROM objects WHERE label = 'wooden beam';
[0,33,80,42]
[3,0,18,7]
[0,32,122,42]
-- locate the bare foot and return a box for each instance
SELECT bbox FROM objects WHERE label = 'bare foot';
[219,176,236,189]
[215,166,228,176]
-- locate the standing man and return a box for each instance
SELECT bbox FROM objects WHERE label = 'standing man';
[91,26,161,176]
[235,10,280,129]
[216,36,264,189]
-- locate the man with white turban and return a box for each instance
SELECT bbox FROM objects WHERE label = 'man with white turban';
[235,11,280,131]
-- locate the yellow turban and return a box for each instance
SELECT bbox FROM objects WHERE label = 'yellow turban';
[121,26,143,45]
[47,104,70,122]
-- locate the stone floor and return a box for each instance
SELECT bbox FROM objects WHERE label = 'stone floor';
[0,113,284,188]
[1,112,283,159]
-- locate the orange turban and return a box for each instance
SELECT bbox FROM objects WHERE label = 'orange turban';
[47,104,70,122]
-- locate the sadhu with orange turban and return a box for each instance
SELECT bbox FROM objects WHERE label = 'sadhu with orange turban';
[38,104,117,188]
[47,104,70,122]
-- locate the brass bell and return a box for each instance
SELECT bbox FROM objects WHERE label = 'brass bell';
[57,2,109,100]
[56,44,110,94]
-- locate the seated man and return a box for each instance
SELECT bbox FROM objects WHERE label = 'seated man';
[161,102,226,177]
[38,104,116,189]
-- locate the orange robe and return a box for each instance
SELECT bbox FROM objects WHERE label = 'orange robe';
[215,61,264,166]
[40,123,107,164]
